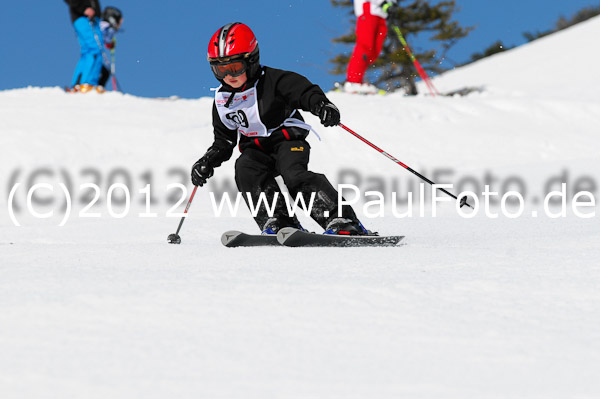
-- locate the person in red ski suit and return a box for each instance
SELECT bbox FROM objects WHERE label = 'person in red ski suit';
[343,0,396,94]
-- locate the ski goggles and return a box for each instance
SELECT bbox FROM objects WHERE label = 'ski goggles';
[209,58,247,79]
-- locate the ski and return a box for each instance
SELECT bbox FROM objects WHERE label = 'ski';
[276,227,404,247]
[221,230,280,248]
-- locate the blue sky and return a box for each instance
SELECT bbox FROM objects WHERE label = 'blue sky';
[1,0,598,98]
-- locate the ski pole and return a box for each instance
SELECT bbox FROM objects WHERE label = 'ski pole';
[111,71,123,92]
[338,123,472,208]
[90,20,111,67]
[394,26,439,96]
[110,38,118,91]
[113,75,123,92]
[392,26,440,97]
[167,186,198,244]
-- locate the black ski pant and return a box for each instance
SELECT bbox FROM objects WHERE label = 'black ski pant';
[98,65,110,88]
[234,139,358,231]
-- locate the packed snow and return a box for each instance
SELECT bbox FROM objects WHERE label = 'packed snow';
[1,16,599,399]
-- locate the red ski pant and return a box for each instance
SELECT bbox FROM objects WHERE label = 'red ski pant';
[346,5,387,83]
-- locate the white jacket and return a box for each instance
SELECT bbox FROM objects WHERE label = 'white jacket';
[354,0,389,19]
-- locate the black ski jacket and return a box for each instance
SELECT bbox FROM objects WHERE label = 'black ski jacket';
[64,0,101,23]
[204,66,330,168]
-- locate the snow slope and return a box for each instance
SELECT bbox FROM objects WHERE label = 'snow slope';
[430,15,600,101]
[1,16,600,399]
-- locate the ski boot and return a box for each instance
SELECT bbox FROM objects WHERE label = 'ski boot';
[323,217,370,236]
[261,218,306,235]
[79,84,94,93]
[65,85,80,93]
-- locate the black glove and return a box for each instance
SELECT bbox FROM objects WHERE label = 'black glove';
[191,158,214,187]
[311,100,341,127]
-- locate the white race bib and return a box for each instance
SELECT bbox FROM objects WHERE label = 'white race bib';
[215,81,268,137]
[214,77,314,139]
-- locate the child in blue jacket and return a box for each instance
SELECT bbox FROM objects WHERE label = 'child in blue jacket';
[64,0,103,92]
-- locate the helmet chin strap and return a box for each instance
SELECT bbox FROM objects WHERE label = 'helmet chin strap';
[224,92,235,108]
[222,81,250,108]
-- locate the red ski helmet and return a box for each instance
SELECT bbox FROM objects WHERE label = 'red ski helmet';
[207,22,260,81]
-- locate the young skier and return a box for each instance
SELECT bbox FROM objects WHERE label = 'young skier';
[64,0,104,93]
[191,22,370,236]
[97,6,123,92]
[342,0,397,94]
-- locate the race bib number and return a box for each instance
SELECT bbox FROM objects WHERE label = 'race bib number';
[215,83,268,137]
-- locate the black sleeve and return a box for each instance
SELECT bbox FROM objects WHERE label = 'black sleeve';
[64,0,92,16]
[65,0,101,22]
[201,101,238,168]
[269,68,329,114]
